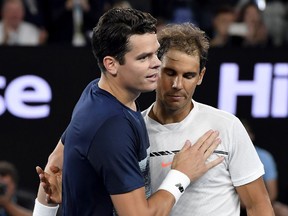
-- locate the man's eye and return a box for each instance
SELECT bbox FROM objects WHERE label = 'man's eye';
[184,73,196,79]
[166,71,174,76]
[140,56,148,60]
[184,75,193,79]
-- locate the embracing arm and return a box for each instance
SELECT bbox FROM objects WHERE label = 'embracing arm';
[237,177,275,216]
[33,140,64,216]
[35,130,223,216]
[111,130,224,216]
[112,187,174,216]
[36,139,64,206]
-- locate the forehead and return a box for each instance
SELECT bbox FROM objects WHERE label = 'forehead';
[127,33,160,55]
[162,49,200,72]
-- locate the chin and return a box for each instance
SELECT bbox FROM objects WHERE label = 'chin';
[141,84,157,93]
[141,88,156,93]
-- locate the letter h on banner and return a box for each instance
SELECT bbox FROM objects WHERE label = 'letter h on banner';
[218,63,288,118]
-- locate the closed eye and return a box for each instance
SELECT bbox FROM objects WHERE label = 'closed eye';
[183,72,197,79]
[164,69,176,76]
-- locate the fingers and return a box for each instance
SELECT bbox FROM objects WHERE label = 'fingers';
[36,166,52,194]
[192,130,215,150]
[36,166,48,184]
[196,131,221,154]
[179,130,221,158]
[188,130,222,161]
[36,166,44,175]
[179,140,192,152]
[203,137,221,159]
[36,167,61,204]
[206,156,224,169]
[41,180,51,195]
[50,165,61,174]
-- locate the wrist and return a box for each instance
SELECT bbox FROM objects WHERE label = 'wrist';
[157,169,190,204]
[33,198,59,216]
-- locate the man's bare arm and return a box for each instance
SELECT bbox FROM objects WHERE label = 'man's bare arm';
[111,130,224,216]
[237,177,275,216]
[36,139,64,206]
[265,179,278,202]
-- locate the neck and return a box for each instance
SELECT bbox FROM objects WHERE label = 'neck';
[149,101,193,124]
[98,75,139,111]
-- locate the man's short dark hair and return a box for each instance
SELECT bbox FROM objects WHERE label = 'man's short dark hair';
[91,7,157,72]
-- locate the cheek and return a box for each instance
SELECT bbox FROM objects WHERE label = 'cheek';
[184,82,197,95]
[123,66,143,80]
[156,80,167,95]
[158,78,172,90]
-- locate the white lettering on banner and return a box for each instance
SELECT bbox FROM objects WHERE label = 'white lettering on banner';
[218,63,288,118]
[0,76,6,115]
[271,63,288,117]
[0,75,52,119]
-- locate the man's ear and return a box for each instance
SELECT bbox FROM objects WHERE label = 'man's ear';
[103,56,118,76]
[197,67,206,85]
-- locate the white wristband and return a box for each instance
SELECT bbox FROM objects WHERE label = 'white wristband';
[157,169,190,204]
[33,199,59,216]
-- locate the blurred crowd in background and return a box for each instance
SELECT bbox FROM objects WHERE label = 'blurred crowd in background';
[1,0,288,47]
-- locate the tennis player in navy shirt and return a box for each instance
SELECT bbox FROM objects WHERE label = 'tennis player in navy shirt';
[33,8,223,216]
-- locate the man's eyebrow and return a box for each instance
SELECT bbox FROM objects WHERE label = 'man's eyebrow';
[136,52,153,59]
[136,46,160,59]
[163,68,198,75]
[162,67,175,72]
[184,71,198,75]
